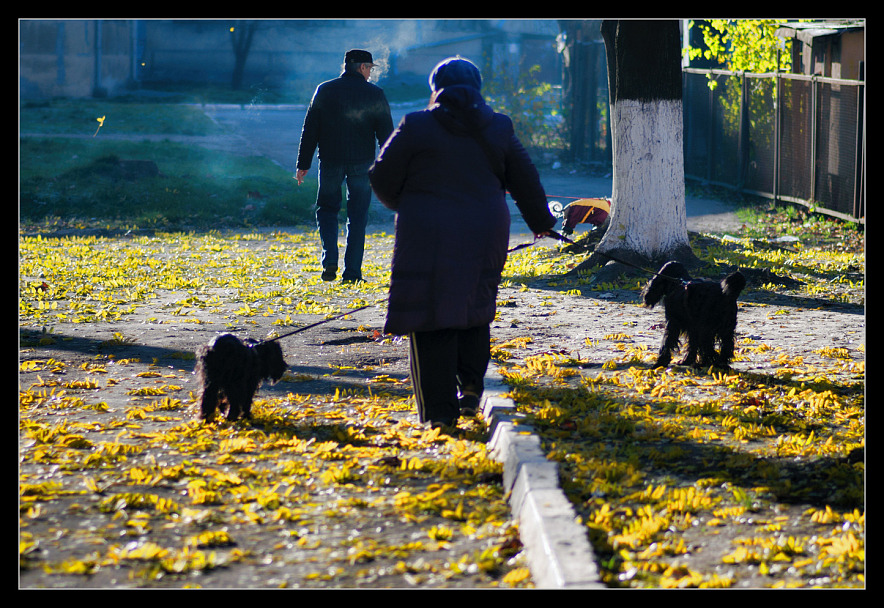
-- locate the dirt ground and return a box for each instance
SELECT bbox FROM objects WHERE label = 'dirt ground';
[22,183,864,426]
[19,116,865,588]
[18,219,864,589]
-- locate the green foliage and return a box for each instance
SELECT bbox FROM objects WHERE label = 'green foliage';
[485,63,565,151]
[687,19,792,74]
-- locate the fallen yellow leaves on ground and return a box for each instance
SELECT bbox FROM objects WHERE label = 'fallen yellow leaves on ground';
[500,333,863,588]
[19,231,532,588]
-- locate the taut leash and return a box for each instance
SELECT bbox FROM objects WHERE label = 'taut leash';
[261,304,373,344]
[509,230,687,283]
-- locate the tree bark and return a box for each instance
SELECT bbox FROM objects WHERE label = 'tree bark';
[571,20,697,280]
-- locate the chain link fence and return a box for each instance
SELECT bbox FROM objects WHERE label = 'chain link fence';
[683,68,865,223]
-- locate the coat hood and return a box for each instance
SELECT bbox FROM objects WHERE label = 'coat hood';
[431,85,494,134]
[429,56,483,92]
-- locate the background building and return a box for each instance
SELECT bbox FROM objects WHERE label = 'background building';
[20,19,562,101]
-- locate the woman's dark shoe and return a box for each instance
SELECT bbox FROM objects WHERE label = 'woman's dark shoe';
[429,419,458,434]
[459,393,480,418]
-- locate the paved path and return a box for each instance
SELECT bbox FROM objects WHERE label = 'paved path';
[196,103,745,588]
[199,103,745,238]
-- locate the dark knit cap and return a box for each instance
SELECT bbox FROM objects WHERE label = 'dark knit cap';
[429,56,482,92]
[345,49,375,64]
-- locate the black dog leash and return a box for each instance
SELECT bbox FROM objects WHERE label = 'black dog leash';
[509,229,688,283]
[262,304,373,344]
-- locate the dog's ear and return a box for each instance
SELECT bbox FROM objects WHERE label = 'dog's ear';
[641,275,670,308]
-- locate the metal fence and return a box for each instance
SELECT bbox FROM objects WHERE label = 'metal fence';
[683,68,865,223]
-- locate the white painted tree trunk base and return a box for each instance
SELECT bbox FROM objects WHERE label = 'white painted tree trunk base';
[597,98,690,262]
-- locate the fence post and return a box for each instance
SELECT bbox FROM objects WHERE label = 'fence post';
[738,72,748,190]
[810,76,818,204]
[773,72,780,204]
[707,75,714,182]
[853,71,865,219]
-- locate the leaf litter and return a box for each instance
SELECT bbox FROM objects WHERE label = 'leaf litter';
[20,209,864,588]
[19,230,527,589]
[492,212,864,589]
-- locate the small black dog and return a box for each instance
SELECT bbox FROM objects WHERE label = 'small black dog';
[195,334,288,421]
[641,261,746,368]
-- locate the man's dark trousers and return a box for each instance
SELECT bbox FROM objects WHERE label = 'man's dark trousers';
[316,161,372,281]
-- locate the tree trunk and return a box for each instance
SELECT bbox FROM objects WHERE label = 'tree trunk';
[572,20,696,280]
[230,21,256,91]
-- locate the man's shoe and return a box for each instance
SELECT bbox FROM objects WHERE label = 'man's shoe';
[321,268,337,281]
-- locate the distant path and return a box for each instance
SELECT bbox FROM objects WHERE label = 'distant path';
[198,103,746,236]
[22,102,747,236]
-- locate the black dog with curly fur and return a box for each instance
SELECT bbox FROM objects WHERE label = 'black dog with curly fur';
[641,261,746,368]
[195,334,287,421]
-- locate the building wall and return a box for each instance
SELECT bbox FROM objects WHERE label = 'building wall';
[138,20,558,99]
[20,19,134,98]
[20,19,561,100]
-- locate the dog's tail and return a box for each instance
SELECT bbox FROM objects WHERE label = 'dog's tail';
[721,271,746,299]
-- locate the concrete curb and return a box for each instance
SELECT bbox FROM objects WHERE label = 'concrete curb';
[482,372,605,589]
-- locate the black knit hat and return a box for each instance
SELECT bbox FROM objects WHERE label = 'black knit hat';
[345,49,375,65]
[429,56,482,92]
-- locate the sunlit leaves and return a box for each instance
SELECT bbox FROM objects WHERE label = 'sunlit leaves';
[20,370,528,588]
[19,231,394,330]
[688,19,793,74]
[19,195,862,588]
[501,334,863,588]
[494,225,864,588]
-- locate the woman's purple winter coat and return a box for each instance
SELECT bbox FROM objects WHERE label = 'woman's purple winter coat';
[369,85,555,336]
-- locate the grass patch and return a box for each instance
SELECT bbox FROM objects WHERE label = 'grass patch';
[20,139,314,230]
[20,99,317,231]
[21,142,315,232]
[20,99,225,137]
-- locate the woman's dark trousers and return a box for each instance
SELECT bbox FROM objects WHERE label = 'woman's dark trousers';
[408,325,491,425]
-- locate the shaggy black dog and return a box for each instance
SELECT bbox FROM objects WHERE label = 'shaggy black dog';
[195,334,287,421]
[641,261,746,368]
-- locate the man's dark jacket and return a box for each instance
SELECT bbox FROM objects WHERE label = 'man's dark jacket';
[297,71,394,169]
[369,85,555,335]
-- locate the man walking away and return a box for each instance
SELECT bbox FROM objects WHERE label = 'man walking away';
[296,49,394,283]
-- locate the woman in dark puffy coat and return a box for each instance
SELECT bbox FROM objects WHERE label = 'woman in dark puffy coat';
[369,56,555,430]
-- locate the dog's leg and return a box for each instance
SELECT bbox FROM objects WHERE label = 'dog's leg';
[199,382,220,421]
[715,339,734,368]
[239,387,257,420]
[224,381,256,420]
[677,327,699,366]
[696,329,717,367]
[224,391,243,420]
[714,324,737,368]
[655,321,681,367]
